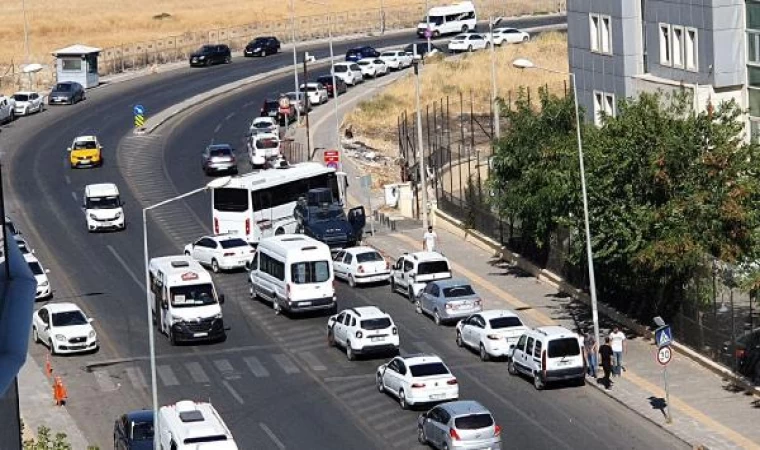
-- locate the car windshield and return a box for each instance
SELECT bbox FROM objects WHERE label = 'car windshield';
[455,413,494,430]
[220,238,248,249]
[54,84,72,92]
[52,310,88,327]
[409,362,449,377]
[86,196,120,209]
[197,45,214,53]
[209,148,232,157]
[418,261,450,275]
[334,65,348,72]
[291,261,330,284]
[170,283,217,307]
[361,317,392,330]
[73,141,98,150]
[454,34,467,40]
[489,316,523,329]
[131,421,154,440]
[28,261,44,275]
[255,138,279,149]
[356,251,383,263]
[547,338,581,357]
[264,101,278,109]
[313,208,345,222]
[13,94,30,101]
[443,285,475,298]
[253,120,274,128]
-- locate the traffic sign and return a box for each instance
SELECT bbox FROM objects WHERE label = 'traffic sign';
[655,325,673,348]
[133,104,145,116]
[656,345,672,366]
[424,28,432,39]
[133,104,145,128]
[278,96,290,109]
[324,150,340,164]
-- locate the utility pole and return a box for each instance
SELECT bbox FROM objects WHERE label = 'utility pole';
[328,15,342,167]
[489,16,501,139]
[303,53,312,159]
[290,0,301,123]
[413,62,429,229]
[425,0,432,53]
[21,0,30,64]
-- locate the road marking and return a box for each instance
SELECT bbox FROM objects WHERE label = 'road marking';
[185,362,210,383]
[243,356,270,378]
[298,352,326,371]
[374,414,410,431]
[259,422,286,450]
[225,112,236,121]
[222,380,244,405]
[272,354,300,374]
[93,370,118,392]
[214,123,222,133]
[157,365,179,386]
[106,245,145,292]
[70,191,77,203]
[125,367,148,389]
[412,341,438,355]
[213,359,241,380]
[64,175,71,185]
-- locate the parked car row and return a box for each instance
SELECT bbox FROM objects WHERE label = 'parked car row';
[0,81,86,125]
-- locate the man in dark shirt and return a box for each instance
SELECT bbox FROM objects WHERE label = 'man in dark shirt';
[599,336,614,389]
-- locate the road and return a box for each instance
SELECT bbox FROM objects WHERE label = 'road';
[0,14,684,449]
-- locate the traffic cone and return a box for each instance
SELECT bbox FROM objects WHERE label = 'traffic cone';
[45,355,53,378]
[53,376,67,406]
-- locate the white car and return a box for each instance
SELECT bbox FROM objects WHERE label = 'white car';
[248,116,278,137]
[372,59,389,76]
[356,59,380,78]
[12,91,45,116]
[248,132,281,167]
[25,254,51,300]
[32,303,98,355]
[376,354,459,409]
[84,183,125,232]
[300,82,329,106]
[489,27,531,46]
[448,33,489,52]
[327,306,399,360]
[333,246,390,287]
[456,310,529,361]
[379,50,412,70]
[332,62,364,86]
[184,234,255,272]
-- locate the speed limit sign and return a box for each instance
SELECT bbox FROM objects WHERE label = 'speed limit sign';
[656,345,672,366]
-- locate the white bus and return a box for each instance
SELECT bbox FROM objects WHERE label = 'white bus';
[417,1,477,37]
[211,162,343,245]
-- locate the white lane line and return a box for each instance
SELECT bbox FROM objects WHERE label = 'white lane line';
[93,370,118,392]
[225,112,236,121]
[243,356,270,378]
[213,359,241,380]
[185,362,210,383]
[259,423,286,450]
[157,365,179,386]
[222,380,244,405]
[70,191,77,202]
[125,367,148,390]
[107,245,145,291]
[298,352,326,371]
[214,123,222,133]
[64,175,71,185]
[272,354,300,374]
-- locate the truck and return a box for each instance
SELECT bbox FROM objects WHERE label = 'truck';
[0,96,16,124]
[294,188,365,250]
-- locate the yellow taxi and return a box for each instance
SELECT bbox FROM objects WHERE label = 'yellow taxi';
[68,135,103,168]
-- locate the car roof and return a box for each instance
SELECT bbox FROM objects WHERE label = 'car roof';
[207,143,232,150]
[347,306,388,319]
[85,183,119,197]
[406,251,447,261]
[45,302,82,314]
[430,278,471,288]
[207,234,246,242]
[345,246,380,255]
[253,132,279,140]
[253,116,275,122]
[125,409,154,423]
[74,135,97,142]
[14,91,36,95]
[534,325,576,339]
[478,309,519,320]
[399,354,444,365]
[440,400,489,417]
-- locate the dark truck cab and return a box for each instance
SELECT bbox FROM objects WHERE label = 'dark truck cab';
[295,188,365,250]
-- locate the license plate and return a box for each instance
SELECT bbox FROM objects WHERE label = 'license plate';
[371,336,384,342]
[429,393,445,399]
[300,301,312,306]
[194,332,208,338]
[70,345,85,349]
[80,159,90,164]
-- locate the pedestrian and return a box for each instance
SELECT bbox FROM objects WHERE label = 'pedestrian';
[599,336,614,389]
[422,225,438,252]
[609,326,627,376]
[584,330,597,379]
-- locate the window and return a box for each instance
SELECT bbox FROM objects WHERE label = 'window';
[455,414,494,430]
[361,318,392,330]
[593,91,615,126]
[61,58,82,72]
[600,16,611,53]
[589,14,612,54]
[409,362,449,377]
[526,337,535,355]
[672,26,684,67]
[291,261,330,284]
[659,24,671,65]
[749,31,760,64]
[213,188,248,212]
[534,339,543,358]
[589,15,600,52]
[685,28,697,71]
[417,261,450,275]
[547,338,581,357]
[260,253,284,280]
[489,316,523,329]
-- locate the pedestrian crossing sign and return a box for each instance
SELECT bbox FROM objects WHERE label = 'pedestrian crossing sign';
[655,325,673,348]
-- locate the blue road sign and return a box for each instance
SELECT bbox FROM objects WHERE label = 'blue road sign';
[655,325,673,348]
[133,104,145,116]
[326,162,338,170]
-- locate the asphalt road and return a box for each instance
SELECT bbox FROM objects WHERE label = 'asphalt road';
[0,13,683,449]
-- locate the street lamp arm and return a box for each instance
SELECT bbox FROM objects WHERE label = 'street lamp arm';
[144,186,209,212]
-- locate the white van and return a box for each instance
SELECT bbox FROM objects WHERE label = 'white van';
[417,1,477,37]
[249,234,336,315]
[508,326,586,390]
[158,400,238,450]
[247,132,281,168]
[83,183,125,232]
[149,256,226,345]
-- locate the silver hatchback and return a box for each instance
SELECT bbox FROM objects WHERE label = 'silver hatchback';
[416,278,483,325]
[418,400,501,450]
[201,144,238,175]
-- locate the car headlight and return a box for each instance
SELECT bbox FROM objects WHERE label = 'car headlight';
[115,212,122,219]
[171,315,183,323]
[40,280,49,287]
[89,213,97,220]
[88,330,96,339]
[199,55,206,59]
[55,334,66,342]
[214,313,223,320]
[254,47,261,51]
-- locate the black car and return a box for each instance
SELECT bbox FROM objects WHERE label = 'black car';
[245,37,281,57]
[403,43,444,60]
[48,81,85,105]
[315,75,347,97]
[345,46,380,62]
[261,99,296,124]
[113,410,153,450]
[722,328,760,383]
[189,44,231,67]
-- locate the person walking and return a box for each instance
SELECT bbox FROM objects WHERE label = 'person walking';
[609,326,627,376]
[599,336,613,389]
[584,331,598,379]
[422,225,438,252]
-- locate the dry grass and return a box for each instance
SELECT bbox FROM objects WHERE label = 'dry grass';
[343,31,568,152]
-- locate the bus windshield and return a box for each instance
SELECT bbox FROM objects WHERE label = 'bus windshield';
[170,283,217,307]
[213,188,248,212]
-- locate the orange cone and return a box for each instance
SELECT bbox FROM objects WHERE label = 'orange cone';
[45,355,53,378]
[53,376,67,406]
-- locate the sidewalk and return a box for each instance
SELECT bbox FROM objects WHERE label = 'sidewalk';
[300,67,760,450]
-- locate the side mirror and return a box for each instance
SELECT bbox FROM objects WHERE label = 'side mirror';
[31,249,35,254]
[218,294,226,304]
[88,318,94,323]
[161,301,169,310]
[45,269,51,274]
[66,147,72,152]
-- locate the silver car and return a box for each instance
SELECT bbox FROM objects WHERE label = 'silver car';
[201,144,237,175]
[418,400,502,450]
[415,278,483,325]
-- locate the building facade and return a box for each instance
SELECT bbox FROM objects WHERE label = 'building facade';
[568,0,749,134]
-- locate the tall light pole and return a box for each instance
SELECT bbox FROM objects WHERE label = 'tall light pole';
[290,0,301,123]
[143,177,231,450]
[489,16,502,139]
[512,58,600,349]
[21,0,30,64]
[425,0,432,53]
[413,62,429,229]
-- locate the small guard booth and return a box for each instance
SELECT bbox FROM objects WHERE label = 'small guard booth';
[52,44,102,88]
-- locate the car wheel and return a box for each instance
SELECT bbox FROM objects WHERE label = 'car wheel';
[523,35,529,42]
[461,25,469,33]
[415,300,423,314]
[169,328,177,346]
[49,339,56,355]
[33,327,40,344]
[479,344,490,362]
[275,228,285,236]
[273,300,282,315]
[575,377,586,387]
[261,50,267,57]
[348,275,356,288]
[467,45,473,52]
[433,310,442,325]
[533,372,544,390]
[346,341,355,361]
[376,374,385,393]
[417,427,427,445]
[398,389,408,410]
[327,330,335,347]
[390,278,396,293]
[508,359,518,375]
[211,259,220,273]
[456,331,463,347]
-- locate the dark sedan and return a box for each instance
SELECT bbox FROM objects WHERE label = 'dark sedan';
[113,410,153,450]
[345,46,380,62]
[48,82,85,105]
[316,75,347,97]
[722,328,760,383]
[245,36,281,57]
[189,44,231,67]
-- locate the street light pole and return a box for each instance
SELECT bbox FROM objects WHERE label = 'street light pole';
[489,16,500,139]
[426,0,432,54]
[290,0,301,123]
[328,16,342,166]
[143,177,231,450]
[414,62,429,229]
[21,0,30,64]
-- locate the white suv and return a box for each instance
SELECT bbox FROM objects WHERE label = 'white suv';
[508,326,585,390]
[390,252,452,300]
[327,306,399,360]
